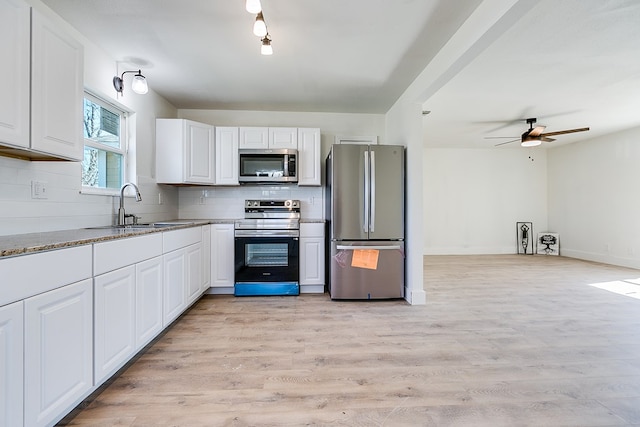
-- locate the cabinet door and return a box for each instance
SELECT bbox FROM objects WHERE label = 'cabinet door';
[186,243,203,305]
[94,266,136,385]
[0,301,23,427]
[0,0,30,149]
[269,127,298,149]
[215,126,239,185]
[24,279,93,427]
[136,256,163,349]
[202,225,211,291]
[185,120,215,184]
[300,237,325,285]
[297,128,321,186]
[211,223,235,288]
[239,127,269,149]
[31,9,83,161]
[163,249,186,326]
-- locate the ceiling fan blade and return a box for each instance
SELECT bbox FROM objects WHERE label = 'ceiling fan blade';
[484,136,518,139]
[541,137,556,143]
[494,139,519,146]
[541,127,589,137]
[528,125,546,137]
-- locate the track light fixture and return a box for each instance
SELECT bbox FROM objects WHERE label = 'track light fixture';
[112,69,148,95]
[253,11,267,37]
[246,3,273,55]
[245,0,261,14]
[261,34,273,55]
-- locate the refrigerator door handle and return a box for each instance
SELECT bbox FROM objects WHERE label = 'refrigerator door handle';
[370,150,375,233]
[363,150,370,233]
[336,245,402,251]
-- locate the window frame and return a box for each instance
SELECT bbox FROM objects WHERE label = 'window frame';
[80,91,131,196]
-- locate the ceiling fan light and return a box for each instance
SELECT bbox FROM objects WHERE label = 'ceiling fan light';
[521,137,542,147]
[253,12,267,37]
[246,0,261,14]
[131,72,148,94]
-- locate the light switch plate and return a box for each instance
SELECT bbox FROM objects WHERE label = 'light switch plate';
[31,180,48,199]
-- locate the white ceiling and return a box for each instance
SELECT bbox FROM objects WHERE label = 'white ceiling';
[40,0,640,148]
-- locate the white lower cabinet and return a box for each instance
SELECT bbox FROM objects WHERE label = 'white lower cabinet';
[163,248,187,326]
[300,223,325,293]
[94,266,136,385]
[135,256,164,349]
[202,225,211,291]
[211,223,235,290]
[186,243,203,305]
[0,301,23,427]
[24,279,93,427]
[164,242,202,326]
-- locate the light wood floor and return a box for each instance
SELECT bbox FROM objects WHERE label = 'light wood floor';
[61,255,640,426]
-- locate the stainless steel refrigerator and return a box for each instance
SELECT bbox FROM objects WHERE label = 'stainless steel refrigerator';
[325,144,405,299]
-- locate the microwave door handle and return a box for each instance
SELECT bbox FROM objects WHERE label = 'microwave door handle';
[284,154,289,177]
[363,150,369,233]
[370,150,375,233]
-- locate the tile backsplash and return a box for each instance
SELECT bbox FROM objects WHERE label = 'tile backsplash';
[178,185,324,220]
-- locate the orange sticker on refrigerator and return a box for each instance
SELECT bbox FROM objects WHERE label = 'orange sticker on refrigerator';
[351,249,379,270]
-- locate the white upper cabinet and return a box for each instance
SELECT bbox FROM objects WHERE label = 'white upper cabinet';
[240,127,298,149]
[239,127,268,149]
[269,127,298,149]
[30,8,84,161]
[0,1,84,161]
[156,119,215,185]
[297,128,321,186]
[215,126,239,185]
[0,0,30,150]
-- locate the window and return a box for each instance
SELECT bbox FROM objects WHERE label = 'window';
[82,93,127,193]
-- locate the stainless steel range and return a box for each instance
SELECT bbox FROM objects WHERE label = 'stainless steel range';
[234,199,300,296]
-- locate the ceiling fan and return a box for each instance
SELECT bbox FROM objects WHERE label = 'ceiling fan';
[486,118,589,147]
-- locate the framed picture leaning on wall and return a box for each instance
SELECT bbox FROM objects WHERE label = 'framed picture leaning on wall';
[537,232,559,255]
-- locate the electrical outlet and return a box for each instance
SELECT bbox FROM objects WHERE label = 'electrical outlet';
[31,180,48,199]
[158,192,163,205]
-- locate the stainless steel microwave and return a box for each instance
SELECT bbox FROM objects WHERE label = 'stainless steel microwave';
[238,149,298,183]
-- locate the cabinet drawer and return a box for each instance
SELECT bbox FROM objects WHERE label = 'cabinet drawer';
[300,222,325,238]
[94,233,163,276]
[163,227,202,253]
[0,245,92,306]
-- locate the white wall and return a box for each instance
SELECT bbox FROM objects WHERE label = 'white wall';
[423,147,548,254]
[0,1,179,236]
[548,126,640,269]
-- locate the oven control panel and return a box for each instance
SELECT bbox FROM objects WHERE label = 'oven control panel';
[244,199,300,212]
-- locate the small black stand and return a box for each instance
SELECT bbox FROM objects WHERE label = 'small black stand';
[516,222,533,255]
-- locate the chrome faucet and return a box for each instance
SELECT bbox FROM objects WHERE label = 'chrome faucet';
[118,182,142,225]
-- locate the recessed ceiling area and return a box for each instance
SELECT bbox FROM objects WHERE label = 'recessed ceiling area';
[39,0,483,113]
[422,0,640,148]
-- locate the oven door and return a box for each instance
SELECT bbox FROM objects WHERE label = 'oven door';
[234,230,299,295]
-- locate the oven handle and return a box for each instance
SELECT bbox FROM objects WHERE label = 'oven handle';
[235,229,300,238]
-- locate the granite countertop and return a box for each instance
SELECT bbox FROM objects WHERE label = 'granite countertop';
[0,220,211,258]
[0,218,323,258]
